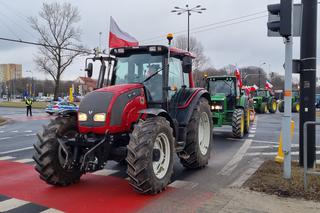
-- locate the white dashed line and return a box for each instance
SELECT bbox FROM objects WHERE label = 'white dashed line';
[0,130,4,133]
[169,180,199,189]
[252,140,278,144]
[246,151,320,157]
[218,139,252,176]
[92,169,118,176]
[10,130,18,133]
[248,134,255,138]
[0,156,16,161]
[41,209,64,213]
[24,130,33,133]
[0,198,29,212]
[14,158,34,163]
[0,146,33,155]
[249,130,256,134]
[25,133,37,136]
[0,137,12,141]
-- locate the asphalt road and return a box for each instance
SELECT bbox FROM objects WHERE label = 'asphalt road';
[0,107,319,212]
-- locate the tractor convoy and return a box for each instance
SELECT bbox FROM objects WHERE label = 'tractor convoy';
[32,38,299,195]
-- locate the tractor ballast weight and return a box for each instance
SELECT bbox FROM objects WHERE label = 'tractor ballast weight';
[33,45,213,194]
[253,89,277,114]
[206,76,250,138]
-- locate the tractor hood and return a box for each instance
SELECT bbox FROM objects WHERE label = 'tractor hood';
[211,93,226,101]
[78,84,146,134]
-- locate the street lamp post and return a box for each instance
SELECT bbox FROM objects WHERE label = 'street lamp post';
[26,70,34,97]
[259,62,267,88]
[171,5,206,51]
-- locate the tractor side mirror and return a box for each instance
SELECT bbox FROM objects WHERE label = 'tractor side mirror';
[85,63,93,78]
[182,57,192,73]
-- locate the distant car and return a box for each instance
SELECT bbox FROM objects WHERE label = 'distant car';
[45,101,78,115]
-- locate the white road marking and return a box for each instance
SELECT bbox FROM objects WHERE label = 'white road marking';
[0,146,33,155]
[92,169,118,176]
[0,156,16,161]
[41,209,64,213]
[10,130,18,133]
[0,130,4,133]
[249,144,300,149]
[246,151,320,157]
[248,134,255,138]
[226,137,244,141]
[252,140,278,145]
[0,198,29,212]
[0,137,12,141]
[14,158,34,163]
[249,130,256,134]
[230,158,264,187]
[25,133,37,136]
[251,127,257,130]
[169,180,199,189]
[24,130,33,133]
[218,139,252,176]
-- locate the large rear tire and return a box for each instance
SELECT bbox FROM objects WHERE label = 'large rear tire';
[126,116,174,194]
[268,99,277,113]
[179,98,213,169]
[278,101,284,112]
[33,117,82,186]
[232,108,245,138]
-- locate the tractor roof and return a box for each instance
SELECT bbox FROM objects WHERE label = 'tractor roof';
[110,45,195,59]
[206,76,236,80]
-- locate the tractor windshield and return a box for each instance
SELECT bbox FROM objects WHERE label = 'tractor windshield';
[255,90,267,97]
[114,53,163,102]
[208,79,235,96]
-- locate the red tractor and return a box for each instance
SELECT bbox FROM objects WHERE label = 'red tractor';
[33,45,213,194]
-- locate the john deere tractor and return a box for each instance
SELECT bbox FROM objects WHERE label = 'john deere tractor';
[278,90,300,113]
[33,45,213,194]
[206,76,250,138]
[253,89,277,113]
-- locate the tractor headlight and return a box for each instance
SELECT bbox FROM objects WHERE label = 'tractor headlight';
[254,101,257,104]
[93,113,106,122]
[78,112,87,121]
[211,105,223,110]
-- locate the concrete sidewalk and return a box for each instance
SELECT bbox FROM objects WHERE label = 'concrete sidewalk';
[197,188,320,213]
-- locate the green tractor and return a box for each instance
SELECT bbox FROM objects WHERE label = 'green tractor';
[206,76,250,138]
[278,90,300,113]
[252,89,277,114]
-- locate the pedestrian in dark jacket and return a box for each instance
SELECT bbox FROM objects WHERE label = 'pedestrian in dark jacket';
[25,98,33,116]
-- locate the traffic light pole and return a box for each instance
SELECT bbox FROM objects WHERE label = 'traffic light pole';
[283,36,293,179]
[299,0,317,168]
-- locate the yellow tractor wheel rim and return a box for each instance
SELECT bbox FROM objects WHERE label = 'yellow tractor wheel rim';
[240,115,244,134]
[265,105,268,113]
[296,103,300,112]
[272,102,277,111]
[247,110,250,129]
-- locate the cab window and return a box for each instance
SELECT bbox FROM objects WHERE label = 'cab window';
[168,57,185,98]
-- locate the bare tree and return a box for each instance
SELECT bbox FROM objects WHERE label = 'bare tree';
[173,35,208,71]
[29,2,86,100]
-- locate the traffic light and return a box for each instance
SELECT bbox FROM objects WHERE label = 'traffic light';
[267,0,292,37]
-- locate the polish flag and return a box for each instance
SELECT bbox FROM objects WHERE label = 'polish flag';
[234,68,243,88]
[265,80,274,90]
[109,16,139,48]
[250,84,259,92]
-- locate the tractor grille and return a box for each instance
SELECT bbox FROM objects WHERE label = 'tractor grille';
[79,91,114,127]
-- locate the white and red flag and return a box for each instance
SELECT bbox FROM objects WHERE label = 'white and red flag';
[234,68,243,88]
[265,80,274,90]
[251,84,259,92]
[109,16,139,48]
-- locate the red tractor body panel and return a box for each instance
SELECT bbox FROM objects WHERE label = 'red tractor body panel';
[78,84,147,135]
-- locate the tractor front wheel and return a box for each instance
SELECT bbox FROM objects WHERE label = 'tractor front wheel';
[293,102,300,113]
[126,116,174,194]
[180,98,213,169]
[33,117,82,186]
[260,102,268,114]
[232,108,245,138]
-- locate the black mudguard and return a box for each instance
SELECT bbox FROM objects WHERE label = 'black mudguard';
[58,110,78,118]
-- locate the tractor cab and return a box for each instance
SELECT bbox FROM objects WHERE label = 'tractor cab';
[206,75,250,138]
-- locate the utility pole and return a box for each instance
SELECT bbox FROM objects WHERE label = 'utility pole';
[299,0,317,167]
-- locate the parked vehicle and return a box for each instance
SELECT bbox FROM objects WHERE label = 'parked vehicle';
[45,101,78,115]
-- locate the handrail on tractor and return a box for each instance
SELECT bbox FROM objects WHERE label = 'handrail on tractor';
[303,121,320,191]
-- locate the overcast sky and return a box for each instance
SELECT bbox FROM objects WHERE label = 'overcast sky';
[0,0,319,81]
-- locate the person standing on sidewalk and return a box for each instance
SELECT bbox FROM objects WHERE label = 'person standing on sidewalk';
[25,97,33,116]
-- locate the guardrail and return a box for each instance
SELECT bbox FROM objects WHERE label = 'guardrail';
[303,121,320,191]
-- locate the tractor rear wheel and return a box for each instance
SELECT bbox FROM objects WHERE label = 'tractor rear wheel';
[268,99,277,113]
[126,116,174,194]
[260,102,268,114]
[179,98,213,169]
[232,108,245,138]
[33,117,82,186]
[292,102,300,113]
[278,101,284,112]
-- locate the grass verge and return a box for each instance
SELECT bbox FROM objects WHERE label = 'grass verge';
[0,101,47,109]
[244,160,320,202]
